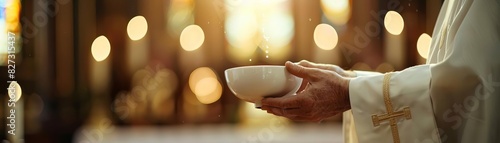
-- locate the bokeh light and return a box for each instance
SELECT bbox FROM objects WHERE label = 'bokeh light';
[0,22,7,65]
[167,8,194,36]
[321,0,351,26]
[166,0,194,38]
[225,9,259,48]
[224,0,293,63]
[417,33,432,59]
[8,81,22,102]
[180,25,205,51]
[1,0,22,66]
[128,66,179,120]
[188,67,222,104]
[127,16,148,41]
[376,63,395,73]
[91,35,111,62]
[194,78,218,97]
[6,0,21,32]
[225,9,259,46]
[225,9,260,63]
[384,11,404,35]
[351,62,371,71]
[314,24,338,50]
[260,12,295,49]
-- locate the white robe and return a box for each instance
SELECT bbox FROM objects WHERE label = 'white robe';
[344,0,500,142]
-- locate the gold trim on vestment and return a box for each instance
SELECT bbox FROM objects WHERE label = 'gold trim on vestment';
[371,73,412,143]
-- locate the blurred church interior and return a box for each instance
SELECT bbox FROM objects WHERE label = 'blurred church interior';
[0,0,442,142]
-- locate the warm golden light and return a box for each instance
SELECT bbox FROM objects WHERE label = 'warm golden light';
[194,78,218,97]
[6,0,21,32]
[166,0,194,37]
[8,81,22,102]
[0,23,7,63]
[189,67,222,104]
[417,33,432,59]
[180,25,205,51]
[260,12,295,49]
[384,11,405,35]
[314,24,338,50]
[351,62,371,71]
[376,63,395,73]
[224,0,293,63]
[127,16,148,41]
[91,36,111,62]
[225,10,259,49]
[194,77,222,104]
[321,0,351,26]
[225,9,260,62]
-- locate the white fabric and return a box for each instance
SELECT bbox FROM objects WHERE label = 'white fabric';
[344,0,500,142]
[350,65,438,143]
[353,71,382,77]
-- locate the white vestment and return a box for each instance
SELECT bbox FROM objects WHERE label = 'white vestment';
[344,0,500,142]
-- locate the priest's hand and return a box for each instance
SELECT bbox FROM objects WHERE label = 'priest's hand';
[294,60,355,92]
[261,61,351,122]
[296,60,355,77]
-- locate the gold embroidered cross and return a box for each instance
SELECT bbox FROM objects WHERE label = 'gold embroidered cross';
[371,73,412,143]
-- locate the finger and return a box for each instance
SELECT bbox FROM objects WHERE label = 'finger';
[285,61,320,81]
[297,60,324,69]
[288,115,320,122]
[297,60,328,70]
[262,107,284,116]
[297,60,345,74]
[283,108,310,117]
[261,95,303,109]
[262,106,309,119]
[295,62,313,92]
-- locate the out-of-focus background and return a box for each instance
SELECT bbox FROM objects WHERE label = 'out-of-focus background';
[1,0,442,142]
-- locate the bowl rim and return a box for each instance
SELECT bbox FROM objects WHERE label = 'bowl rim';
[225,65,285,72]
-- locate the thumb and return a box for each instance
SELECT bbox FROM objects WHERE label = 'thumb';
[298,60,335,71]
[298,60,348,76]
[285,61,319,81]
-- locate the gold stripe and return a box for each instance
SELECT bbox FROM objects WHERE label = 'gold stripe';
[375,110,408,121]
[383,73,394,113]
[390,119,400,143]
[384,73,400,143]
[370,73,412,143]
[403,107,412,119]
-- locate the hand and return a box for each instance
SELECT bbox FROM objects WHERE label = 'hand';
[294,60,355,92]
[296,60,354,78]
[261,61,351,122]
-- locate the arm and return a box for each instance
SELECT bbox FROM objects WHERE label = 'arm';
[351,71,382,77]
[351,1,500,142]
[262,1,499,142]
[349,65,439,143]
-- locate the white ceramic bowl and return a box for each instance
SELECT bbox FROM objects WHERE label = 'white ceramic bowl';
[224,65,303,108]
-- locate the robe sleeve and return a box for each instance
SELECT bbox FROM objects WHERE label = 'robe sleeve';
[349,65,441,143]
[353,71,382,77]
[347,0,500,142]
[342,70,382,143]
[346,0,451,142]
